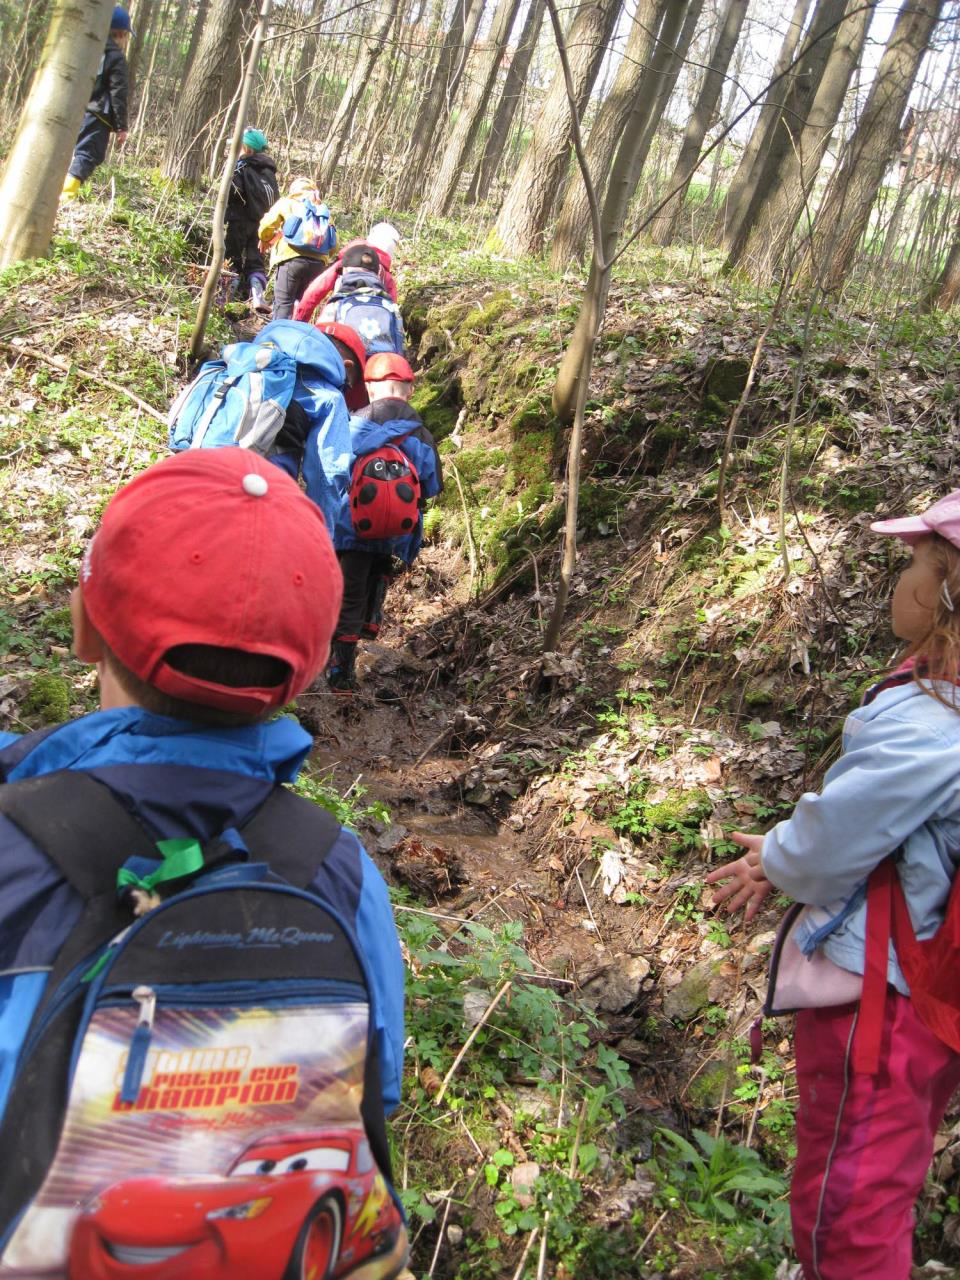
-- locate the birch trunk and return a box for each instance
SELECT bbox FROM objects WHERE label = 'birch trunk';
[0,0,114,267]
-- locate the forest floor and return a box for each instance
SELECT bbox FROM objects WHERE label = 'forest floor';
[2,167,960,1279]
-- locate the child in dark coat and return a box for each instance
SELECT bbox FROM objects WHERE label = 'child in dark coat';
[61,6,132,199]
[326,354,442,693]
[224,128,279,311]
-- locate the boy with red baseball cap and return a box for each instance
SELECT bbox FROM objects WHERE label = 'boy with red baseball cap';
[326,354,443,694]
[0,449,404,1115]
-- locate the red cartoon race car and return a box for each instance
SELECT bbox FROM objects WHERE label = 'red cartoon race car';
[68,1128,407,1280]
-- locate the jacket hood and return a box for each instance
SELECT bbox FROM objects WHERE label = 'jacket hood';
[245,151,277,175]
[0,708,313,786]
[256,319,345,387]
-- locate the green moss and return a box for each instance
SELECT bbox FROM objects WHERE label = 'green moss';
[23,673,71,725]
[644,788,711,831]
[455,290,515,338]
[686,1061,733,1109]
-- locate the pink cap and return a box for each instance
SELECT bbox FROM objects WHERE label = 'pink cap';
[81,449,343,715]
[871,490,960,549]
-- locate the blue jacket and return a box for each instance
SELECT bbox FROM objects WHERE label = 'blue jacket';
[762,677,960,993]
[330,399,443,564]
[0,708,404,1117]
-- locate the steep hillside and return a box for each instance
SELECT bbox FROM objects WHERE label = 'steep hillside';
[2,172,959,1279]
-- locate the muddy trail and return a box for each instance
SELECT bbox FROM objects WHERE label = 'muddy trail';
[295,554,648,989]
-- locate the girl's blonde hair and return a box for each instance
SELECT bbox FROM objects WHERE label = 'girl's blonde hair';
[906,532,960,707]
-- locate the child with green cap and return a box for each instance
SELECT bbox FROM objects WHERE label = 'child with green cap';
[225,127,279,312]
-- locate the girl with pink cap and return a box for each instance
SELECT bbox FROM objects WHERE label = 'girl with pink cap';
[708,490,960,1279]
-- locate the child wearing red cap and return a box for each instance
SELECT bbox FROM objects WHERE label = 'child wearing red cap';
[707,490,960,1279]
[326,354,443,693]
[0,451,405,1133]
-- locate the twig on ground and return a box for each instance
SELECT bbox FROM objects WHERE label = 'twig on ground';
[0,339,166,423]
[575,864,604,944]
[511,1228,540,1280]
[435,980,512,1106]
[426,1191,454,1279]
[634,1209,669,1260]
[450,461,479,594]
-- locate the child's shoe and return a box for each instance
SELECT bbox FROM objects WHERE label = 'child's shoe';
[249,273,270,314]
[326,639,358,695]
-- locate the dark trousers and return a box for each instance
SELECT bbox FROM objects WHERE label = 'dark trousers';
[68,113,111,182]
[271,255,326,320]
[225,220,266,296]
[335,550,395,642]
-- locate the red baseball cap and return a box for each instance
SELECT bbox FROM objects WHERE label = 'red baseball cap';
[315,321,367,373]
[80,449,343,715]
[365,352,414,384]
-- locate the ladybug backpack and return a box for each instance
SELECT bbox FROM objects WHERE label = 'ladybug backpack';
[349,433,421,540]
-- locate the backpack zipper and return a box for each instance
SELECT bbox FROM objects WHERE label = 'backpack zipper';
[113,978,367,1103]
[120,986,156,1104]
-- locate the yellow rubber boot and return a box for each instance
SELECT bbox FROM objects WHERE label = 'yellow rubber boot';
[60,174,82,202]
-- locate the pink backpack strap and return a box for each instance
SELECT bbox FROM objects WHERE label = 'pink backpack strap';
[853,858,895,1074]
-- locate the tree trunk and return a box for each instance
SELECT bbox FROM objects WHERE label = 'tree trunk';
[5,0,54,114]
[467,0,546,203]
[394,0,483,207]
[316,0,399,190]
[549,0,667,268]
[720,0,811,248]
[796,0,946,293]
[492,0,622,258]
[736,0,874,283]
[191,0,272,359]
[553,1,699,421]
[923,213,960,310]
[181,0,211,89]
[161,0,245,182]
[125,0,156,87]
[724,0,850,267]
[0,0,114,268]
[648,0,749,245]
[292,0,323,114]
[427,0,523,214]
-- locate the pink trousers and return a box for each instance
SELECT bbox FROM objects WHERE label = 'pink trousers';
[792,996,960,1279]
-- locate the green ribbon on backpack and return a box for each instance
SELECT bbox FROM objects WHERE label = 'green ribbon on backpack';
[82,839,207,983]
[115,838,205,895]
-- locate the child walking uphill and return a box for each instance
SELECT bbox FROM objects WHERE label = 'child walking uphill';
[294,222,401,323]
[61,6,132,200]
[326,353,442,694]
[707,490,960,1280]
[258,177,336,320]
[0,449,408,1277]
[224,127,278,311]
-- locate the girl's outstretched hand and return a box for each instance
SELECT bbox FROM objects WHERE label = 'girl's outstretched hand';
[706,831,774,922]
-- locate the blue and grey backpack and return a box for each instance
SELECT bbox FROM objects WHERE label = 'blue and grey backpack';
[0,772,408,1279]
[282,198,336,261]
[167,339,298,454]
[319,270,405,357]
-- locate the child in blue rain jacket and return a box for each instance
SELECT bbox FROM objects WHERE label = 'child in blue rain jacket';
[325,353,442,693]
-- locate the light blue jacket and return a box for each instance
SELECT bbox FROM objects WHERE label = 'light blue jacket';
[761,678,960,993]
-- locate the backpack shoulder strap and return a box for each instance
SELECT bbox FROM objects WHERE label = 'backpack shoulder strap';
[239,786,343,888]
[0,771,157,899]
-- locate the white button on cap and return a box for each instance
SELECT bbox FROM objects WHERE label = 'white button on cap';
[242,473,269,497]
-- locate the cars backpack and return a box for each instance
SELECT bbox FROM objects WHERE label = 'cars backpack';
[319,273,405,357]
[349,435,421,540]
[0,772,408,1279]
[167,340,298,455]
[282,198,336,260]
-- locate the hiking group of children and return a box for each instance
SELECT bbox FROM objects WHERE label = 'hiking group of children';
[27,39,960,1280]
